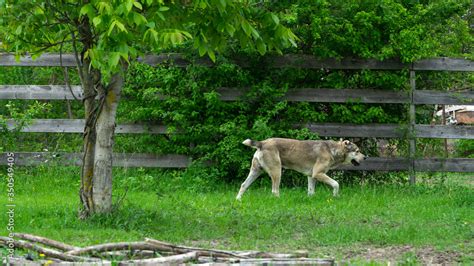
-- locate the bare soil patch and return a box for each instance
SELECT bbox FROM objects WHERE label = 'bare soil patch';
[344,245,464,264]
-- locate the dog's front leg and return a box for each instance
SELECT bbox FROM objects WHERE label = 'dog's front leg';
[312,163,339,197]
[307,176,316,196]
[314,173,339,197]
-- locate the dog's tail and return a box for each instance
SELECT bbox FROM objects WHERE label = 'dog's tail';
[242,139,262,149]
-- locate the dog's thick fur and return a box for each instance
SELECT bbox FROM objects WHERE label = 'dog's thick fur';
[236,138,366,200]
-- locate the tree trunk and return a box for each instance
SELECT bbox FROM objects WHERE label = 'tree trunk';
[92,71,125,213]
[79,62,98,218]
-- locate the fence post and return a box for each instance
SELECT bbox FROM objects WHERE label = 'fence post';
[409,69,416,184]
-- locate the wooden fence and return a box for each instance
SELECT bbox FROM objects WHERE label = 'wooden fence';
[1,53,473,180]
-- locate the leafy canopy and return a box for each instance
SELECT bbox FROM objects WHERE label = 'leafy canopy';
[0,0,297,78]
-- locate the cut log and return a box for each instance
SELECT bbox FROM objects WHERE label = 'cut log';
[48,261,112,266]
[145,238,246,258]
[65,242,159,256]
[2,257,43,266]
[118,251,198,265]
[0,237,99,262]
[12,233,79,251]
[233,258,334,265]
[236,250,309,258]
[99,250,157,259]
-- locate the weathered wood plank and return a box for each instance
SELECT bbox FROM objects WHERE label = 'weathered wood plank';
[263,54,407,70]
[415,125,474,139]
[1,53,472,71]
[0,53,76,67]
[0,85,83,100]
[137,53,213,67]
[414,90,474,105]
[413,57,474,72]
[415,158,474,172]
[7,120,473,139]
[6,86,472,106]
[2,153,472,172]
[0,152,191,168]
[283,88,409,103]
[6,119,168,134]
[216,87,410,103]
[337,157,410,171]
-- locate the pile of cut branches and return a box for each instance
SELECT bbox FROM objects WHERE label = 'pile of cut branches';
[1,233,334,265]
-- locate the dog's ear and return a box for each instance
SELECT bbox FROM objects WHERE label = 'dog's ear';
[342,140,351,145]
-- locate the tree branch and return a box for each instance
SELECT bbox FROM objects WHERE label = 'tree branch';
[12,233,79,252]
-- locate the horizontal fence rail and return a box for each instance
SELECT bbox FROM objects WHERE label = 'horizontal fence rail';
[1,152,473,172]
[0,85,84,100]
[1,85,473,105]
[6,119,474,139]
[6,119,168,134]
[1,53,473,71]
[0,152,191,168]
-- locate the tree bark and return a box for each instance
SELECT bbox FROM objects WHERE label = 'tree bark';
[12,233,79,251]
[92,71,125,213]
[118,252,198,266]
[79,62,98,218]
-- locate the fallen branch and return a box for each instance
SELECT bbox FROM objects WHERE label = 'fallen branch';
[48,262,112,265]
[235,250,309,258]
[100,250,157,259]
[65,242,159,256]
[230,258,334,265]
[3,257,42,266]
[118,251,198,266]
[0,237,99,262]
[12,233,79,252]
[145,238,247,258]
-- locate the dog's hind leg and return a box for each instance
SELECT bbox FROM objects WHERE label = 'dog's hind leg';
[236,157,262,200]
[307,176,316,196]
[269,168,282,197]
[259,150,282,198]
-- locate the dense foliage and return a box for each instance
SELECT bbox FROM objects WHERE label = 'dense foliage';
[1,0,473,186]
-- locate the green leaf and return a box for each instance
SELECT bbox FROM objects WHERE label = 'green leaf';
[107,20,127,35]
[159,6,170,12]
[208,50,216,62]
[133,13,147,26]
[93,16,102,27]
[15,25,22,35]
[133,1,143,10]
[256,38,266,55]
[219,0,227,8]
[156,11,165,21]
[125,0,133,12]
[241,20,251,36]
[198,44,207,56]
[107,21,117,35]
[79,3,95,18]
[146,21,155,28]
[271,13,280,25]
[109,52,121,68]
[225,24,235,36]
[182,31,192,39]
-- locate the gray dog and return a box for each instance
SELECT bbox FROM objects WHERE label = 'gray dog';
[236,138,367,200]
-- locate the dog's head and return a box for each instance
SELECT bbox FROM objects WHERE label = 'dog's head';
[340,140,367,166]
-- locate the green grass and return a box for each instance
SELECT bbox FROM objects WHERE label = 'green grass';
[0,166,473,263]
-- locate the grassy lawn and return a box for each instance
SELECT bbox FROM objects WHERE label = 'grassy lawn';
[1,166,473,263]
